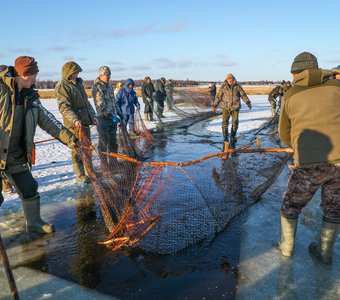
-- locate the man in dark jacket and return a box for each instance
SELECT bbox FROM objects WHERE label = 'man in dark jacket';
[154,77,166,118]
[141,76,155,121]
[0,56,78,233]
[208,82,217,105]
[278,52,340,265]
[56,61,97,184]
[212,73,252,142]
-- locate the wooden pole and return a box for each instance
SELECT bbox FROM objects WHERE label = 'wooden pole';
[0,234,19,300]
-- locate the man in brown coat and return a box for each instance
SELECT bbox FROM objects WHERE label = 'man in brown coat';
[0,56,78,233]
[56,62,97,184]
[212,73,252,143]
[278,52,340,264]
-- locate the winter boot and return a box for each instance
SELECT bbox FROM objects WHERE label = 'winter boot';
[223,128,229,142]
[230,129,237,141]
[309,219,340,265]
[22,196,55,233]
[73,160,90,184]
[271,108,276,117]
[144,113,149,121]
[278,215,298,257]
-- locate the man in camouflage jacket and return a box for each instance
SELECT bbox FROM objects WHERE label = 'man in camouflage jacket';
[92,66,119,160]
[212,73,252,142]
[0,56,78,233]
[56,61,96,184]
[278,52,340,265]
[268,81,285,116]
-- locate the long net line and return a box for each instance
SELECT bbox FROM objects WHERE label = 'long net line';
[76,111,292,254]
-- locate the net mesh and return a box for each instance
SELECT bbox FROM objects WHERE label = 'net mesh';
[76,91,290,254]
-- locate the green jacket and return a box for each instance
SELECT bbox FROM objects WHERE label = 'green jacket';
[279,69,340,166]
[213,82,250,111]
[55,62,96,129]
[0,67,77,171]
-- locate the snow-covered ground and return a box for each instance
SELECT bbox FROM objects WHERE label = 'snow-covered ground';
[1,95,270,215]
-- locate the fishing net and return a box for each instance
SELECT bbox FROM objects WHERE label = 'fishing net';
[77,112,291,254]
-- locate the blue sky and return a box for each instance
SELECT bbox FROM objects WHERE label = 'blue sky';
[1,0,339,81]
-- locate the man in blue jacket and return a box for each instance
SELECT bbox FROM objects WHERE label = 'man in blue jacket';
[116,78,140,134]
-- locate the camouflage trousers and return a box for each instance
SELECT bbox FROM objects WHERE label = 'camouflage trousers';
[281,163,340,223]
[222,109,239,135]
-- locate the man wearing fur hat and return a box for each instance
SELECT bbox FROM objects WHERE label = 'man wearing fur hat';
[212,73,252,143]
[278,52,340,265]
[0,56,78,233]
[56,61,97,184]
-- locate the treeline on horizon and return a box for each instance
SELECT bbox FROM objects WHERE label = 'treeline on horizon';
[35,79,280,89]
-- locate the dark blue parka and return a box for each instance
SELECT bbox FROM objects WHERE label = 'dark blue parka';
[116,79,140,115]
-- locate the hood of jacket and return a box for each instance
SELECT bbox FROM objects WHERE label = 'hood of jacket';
[62,61,82,80]
[125,78,135,87]
[124,78,135,92]
[293,69,332,87]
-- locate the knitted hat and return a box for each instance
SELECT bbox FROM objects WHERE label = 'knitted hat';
[99,66,111,76]
[14,56,39,76]
[225,73,235,80]
[291,52,318,74]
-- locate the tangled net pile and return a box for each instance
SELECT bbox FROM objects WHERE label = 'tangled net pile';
[77,90,291,254]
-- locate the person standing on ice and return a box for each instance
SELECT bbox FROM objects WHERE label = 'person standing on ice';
[153,77,166,118]
[212,73,252,143]
[115,78,140,135]
[165,79,174,111]
[0,56,78,233]
[56,61,97,184]
[208,82,217,105]
[268,81,285,117]
[278,52,340,265]
[92,66,119,154]
[141,76,155,121]
[114,81,122,98]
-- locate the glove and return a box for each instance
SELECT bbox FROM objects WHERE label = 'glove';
[112,115,120,123]
[247,102,252,110]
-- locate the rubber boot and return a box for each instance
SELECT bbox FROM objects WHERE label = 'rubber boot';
[278,215,298,257]
[73,160,90,184]
[309,220,340,265]
[271,108,276,117]
[230,129,237,141]
[22,196,55,233]
[223,128,229,142]
[144,113,149,121]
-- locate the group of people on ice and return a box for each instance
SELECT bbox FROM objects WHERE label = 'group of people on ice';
[0,52,340,266]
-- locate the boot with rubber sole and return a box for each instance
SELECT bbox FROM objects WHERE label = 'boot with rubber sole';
[309,219,340,265]
[22,196,55,234]
[278,215,298,257]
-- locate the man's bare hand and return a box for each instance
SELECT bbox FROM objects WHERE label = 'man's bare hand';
[74,120,82,129]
